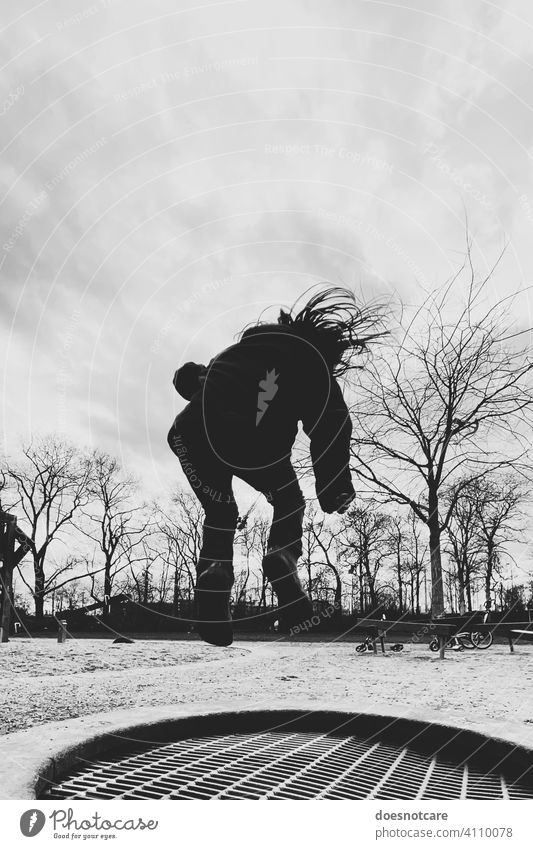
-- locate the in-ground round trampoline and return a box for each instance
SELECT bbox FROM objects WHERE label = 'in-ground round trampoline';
[39,710,533,801]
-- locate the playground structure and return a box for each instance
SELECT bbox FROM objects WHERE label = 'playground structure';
[0,507,130,643]
[56,594,131,639]
[59,593,130,621]
[0,510,32,643]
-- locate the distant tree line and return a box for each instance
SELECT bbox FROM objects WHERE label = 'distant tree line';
[1,437,531,626]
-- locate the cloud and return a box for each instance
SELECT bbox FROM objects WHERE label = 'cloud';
[1,0,533,494]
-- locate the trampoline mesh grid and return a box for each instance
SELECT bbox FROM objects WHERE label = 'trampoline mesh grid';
[41,729,533,801]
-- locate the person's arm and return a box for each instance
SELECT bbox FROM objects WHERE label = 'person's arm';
[301,374,356,513]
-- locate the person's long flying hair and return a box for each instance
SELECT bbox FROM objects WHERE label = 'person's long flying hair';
[243,286,387,376]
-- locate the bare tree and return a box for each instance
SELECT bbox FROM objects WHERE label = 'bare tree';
[155,491,203,616]
[339,501,392,613]
[254,516,272,610]
[350,258,533,616]
[444,480,483,613]
[402,512,428,614]
[80,451,152,619]
[386,517,410,614]
[472,475,528,611]
[233,515,264,607]
[4,436,92,619]
[504,584,527,614]
[444,474,528,612]
[300,505,328,602]
[124,538,167,606]
[304,509,345,614]
[54,578,88,613]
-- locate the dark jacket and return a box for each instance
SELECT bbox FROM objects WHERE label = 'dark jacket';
[173,324,354,510]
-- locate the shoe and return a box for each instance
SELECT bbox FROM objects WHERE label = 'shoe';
[262,547,314,633]
[194,561,234,647]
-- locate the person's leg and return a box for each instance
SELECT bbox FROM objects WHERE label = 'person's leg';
[167,420,238,646]
[264,467,305,558]
[238,461,312,632]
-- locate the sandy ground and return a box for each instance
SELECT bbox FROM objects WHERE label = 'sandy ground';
[1,636,533,737]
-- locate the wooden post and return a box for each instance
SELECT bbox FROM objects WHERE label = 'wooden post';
[508,631,515,653]
[0,515,3,637]
[439,633,446,660]
[372,634,378,655]
[0,516,16,644]
[57,620,68,644]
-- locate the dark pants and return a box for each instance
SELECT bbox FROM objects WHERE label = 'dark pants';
[167,418,305,569]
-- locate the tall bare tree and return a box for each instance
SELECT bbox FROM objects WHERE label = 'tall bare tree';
[304,509,345,614]
[339,501,392,613]
[402,512,428,614]
[300,505,326,602]
[386,516,410,614]
[254,516,273,610]
[350,260,533,616]
[472,475,527,611]
[444,480,483,613]
[155,490,203,616]
[444,474,528,612]
[4,436,92,619]
[80,451,151,619]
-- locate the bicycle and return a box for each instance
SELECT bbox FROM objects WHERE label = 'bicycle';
[429,632,473,652]
[356,634,404,653]
[356,634,375,653]
[429,613,493,652]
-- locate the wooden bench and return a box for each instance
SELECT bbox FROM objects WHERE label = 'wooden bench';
[452,621,533,653]
[412,614,532,655]
[351,617,454,659]
[352,616,533,657]
[507,628,533,653]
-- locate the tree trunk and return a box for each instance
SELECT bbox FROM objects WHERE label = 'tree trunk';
[34,555,45,621]
[446,572,455,613]
[329,564,343,623]
[363,551,379,610]
[485,540,495,611]
[396,539,403,614]
[172,565,180,617]
[427,498,444,618]
[103,561,112,620]
[465,564,473,612]
[143,568,149,605]
[457,557,466,615]
[258,575,268,611]
[306,563,313,602]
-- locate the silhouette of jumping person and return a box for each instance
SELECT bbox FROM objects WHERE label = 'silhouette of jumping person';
[167,286,384,646]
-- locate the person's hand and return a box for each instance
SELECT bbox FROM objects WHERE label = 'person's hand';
[321,491,355,514]
[333,492,355,514]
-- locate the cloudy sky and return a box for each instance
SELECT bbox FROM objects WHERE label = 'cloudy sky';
[2,0,533,499]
